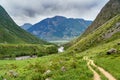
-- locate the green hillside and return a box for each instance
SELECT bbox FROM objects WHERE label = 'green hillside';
[67,14,120,53]
[0,5,46,44]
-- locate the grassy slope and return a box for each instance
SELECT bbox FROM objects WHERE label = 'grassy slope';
[67,14,120,53]
[0,5,47,44]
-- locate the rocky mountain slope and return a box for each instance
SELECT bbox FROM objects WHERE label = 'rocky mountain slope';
[83,0,120,36]
[65,0,120,49]
[27,16,92,41]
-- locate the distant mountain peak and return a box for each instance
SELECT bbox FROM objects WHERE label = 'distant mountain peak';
[27,16,92,41]
[21,23,32,30]
[53,15,66,18]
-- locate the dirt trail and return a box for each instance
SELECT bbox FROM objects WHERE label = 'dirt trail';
[83,56,117,80]
[84,56,101,80]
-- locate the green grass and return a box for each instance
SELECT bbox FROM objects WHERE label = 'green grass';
[1,37,119,80]
[78,38,120,80]
[0,26,119,80]
[95,56,120,80]
[0,53,93,80]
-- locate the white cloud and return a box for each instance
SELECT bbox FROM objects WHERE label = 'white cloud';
[0,0,109,25]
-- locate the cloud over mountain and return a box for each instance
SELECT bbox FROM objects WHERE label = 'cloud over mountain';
[0,0,109,25]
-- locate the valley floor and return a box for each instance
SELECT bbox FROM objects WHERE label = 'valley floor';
[0,39,119,80]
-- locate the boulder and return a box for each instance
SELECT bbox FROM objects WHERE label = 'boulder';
[61,66,66,72]
[107,48,117,55]
[44,70,51,75]
[45,78,51,80]
[7,70,18,78]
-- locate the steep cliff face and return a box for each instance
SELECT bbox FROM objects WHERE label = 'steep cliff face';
[83,0,120,36]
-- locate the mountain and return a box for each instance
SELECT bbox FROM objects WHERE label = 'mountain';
[66,0,120,52]
[68,15,120,52]
[65,0,120,49]
[83,0,120,36]
[21,23,32,30]
[28,16,92,41]
[0,5,47,44]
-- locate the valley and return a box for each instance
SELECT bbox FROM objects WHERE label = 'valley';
[0,0,120,80]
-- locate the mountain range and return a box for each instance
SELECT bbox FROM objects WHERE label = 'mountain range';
[26,16,92,41]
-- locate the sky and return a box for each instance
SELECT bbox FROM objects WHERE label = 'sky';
[0,0,109,26]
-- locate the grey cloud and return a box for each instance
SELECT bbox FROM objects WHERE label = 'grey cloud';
[0,0,109,25]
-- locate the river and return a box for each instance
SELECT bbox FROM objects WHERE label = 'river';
[58,46,64,53]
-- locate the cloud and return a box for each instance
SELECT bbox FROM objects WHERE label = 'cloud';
[0,0,109,25]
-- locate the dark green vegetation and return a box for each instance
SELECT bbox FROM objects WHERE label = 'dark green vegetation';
[0,44,57,59]
[28,16,92,41]
[0,5,46,44]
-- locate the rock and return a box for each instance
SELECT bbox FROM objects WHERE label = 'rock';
[61,66,66,72]
[45,78,51,80]
[107,48,117,55]
[44,70,51,75]
[31,55,37,58]
[7,70,18,77]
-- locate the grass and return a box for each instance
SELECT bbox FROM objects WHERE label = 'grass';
[0,53,93,80]
[95,56,120,80]
[79,38,120,80]
[0,28,119,80]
